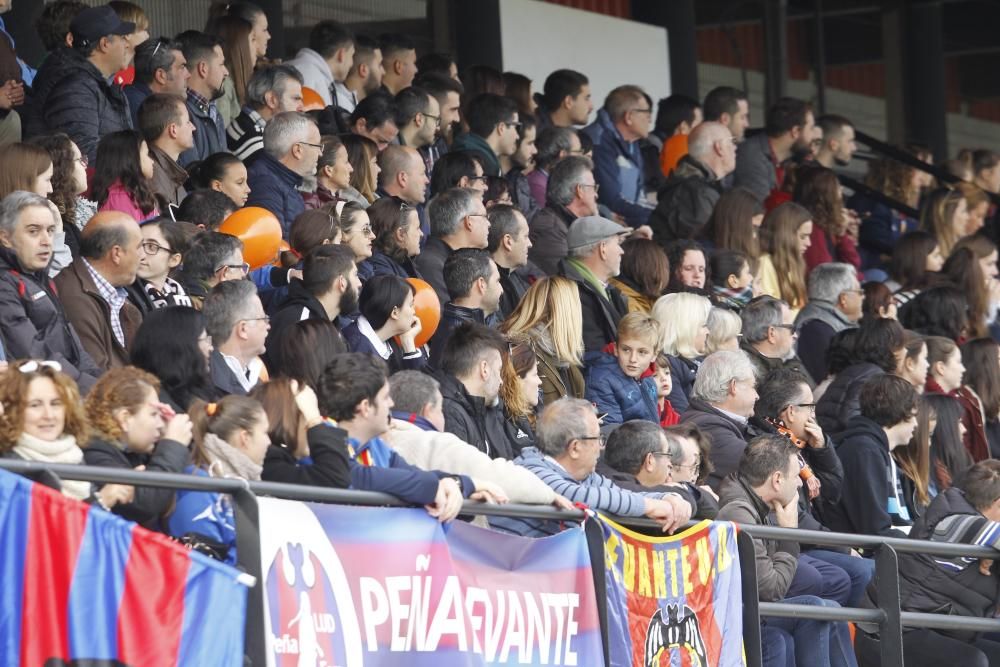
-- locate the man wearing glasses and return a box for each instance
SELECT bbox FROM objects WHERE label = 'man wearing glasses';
[740,295,815,386]
[451,93,520,178]
[246,111,323,237]
[204,279,270,396]
[491,398,691,537]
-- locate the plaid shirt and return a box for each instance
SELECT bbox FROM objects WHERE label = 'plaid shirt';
[83,259,127,348]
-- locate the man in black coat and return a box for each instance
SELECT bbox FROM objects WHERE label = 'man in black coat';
[556,215,630,363]
[26,6,134,161]
[428,249,502,367]
[487,204,536,319]
[416,187,490,306]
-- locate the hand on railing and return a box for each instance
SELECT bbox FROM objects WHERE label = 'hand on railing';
[95,478,138,510]
[551,495,576,511]
[469,479,509,504]
[425,477,463,523]
[643,496,688,534]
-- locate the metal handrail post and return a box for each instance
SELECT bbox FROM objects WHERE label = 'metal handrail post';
[737,531,763,667]
[233,486,265,667]
[874,544,904,667]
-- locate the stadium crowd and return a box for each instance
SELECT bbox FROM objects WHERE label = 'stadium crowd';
[3,1,1000,665]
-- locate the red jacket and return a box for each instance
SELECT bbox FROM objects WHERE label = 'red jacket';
[803,224,862,275]
[925,378,990,462]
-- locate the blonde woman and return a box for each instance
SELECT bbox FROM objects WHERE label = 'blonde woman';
[920,188,969,259]
[757,202,812,315]
[705,307,742,354]
[500,276,585,406]
[652,292,711,413]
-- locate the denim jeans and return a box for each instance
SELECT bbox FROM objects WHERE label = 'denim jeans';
[785,553,852,606]
[806,549,876,607]
[761,626,795,667]
[767,595,859,667]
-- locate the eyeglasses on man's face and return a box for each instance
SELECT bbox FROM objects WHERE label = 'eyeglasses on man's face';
[141,240,173,256]
[216,262,251,276]
[576,434,606,449]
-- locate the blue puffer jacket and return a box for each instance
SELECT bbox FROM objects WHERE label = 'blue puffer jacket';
[584,351,659,425]
[582,108,652,228]
[245,151,305,238]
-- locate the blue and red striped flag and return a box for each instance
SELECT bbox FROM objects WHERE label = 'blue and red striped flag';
[0,467,252,667]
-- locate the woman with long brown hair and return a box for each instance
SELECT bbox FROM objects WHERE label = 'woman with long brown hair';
[609,238,670,313]
[960,338,1000,458]
[698,186,763,261]
[795,165,861,272]
[341,134,380,206]
[499,340,543,445]
[757,202,812,314]
[30,133,93,254]
[211,15,256,127]
[853,150,922,271]
[941,234,1000,339]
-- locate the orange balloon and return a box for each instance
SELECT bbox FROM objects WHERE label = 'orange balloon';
[407,278,441,348]
[272,240,291,267]
[219,207,282,270]
[301,86,325,112]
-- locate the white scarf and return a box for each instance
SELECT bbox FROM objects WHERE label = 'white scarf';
[201,433,263,481]
[13,432,91,501]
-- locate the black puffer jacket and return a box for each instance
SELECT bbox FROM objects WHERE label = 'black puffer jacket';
[438,373,517,460]
[649,155,723,244]
[26,47,131,161]
[815,362,884,435]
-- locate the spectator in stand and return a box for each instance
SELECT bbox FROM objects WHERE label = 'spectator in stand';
[598,421,698,510]
[270,208,341,280]
[342,274,426,372]
[378,145,429,230]
[740,295,814,384]
[35,1,86,55]
[583,85,655,231]
[702,86,750,144]
[29,133,92,257]
[303,136,351,209]
[558,216,630,361]
[665,239,707,292]
[817,318,905,435]
[956,181,990,237]
[176,190,237,233]
[0,360,132,506]
[534,69,592,130]
[922,393,974,498]
[246,112,321,237]
[27,6,134,163]
[528,126,581,209]
[417,71,463,154]
[204,279,269,396]
[498,341,543,451]
[350,91,398,151]
[0,145,68,269]
[813,115,857,169]
[699,186,763,260]
[666,422,719,517]
[585,312,661,427]
[130,305,219,411]
[888,231,944,305]
[860,281,897,323]
[451,94,519,178]
[709,249,755,313]
[429,249,502,365]
[491,397,690,537]
[962,338,1000,457]
[175,31,229,167]
[853,151,922,272]
[528,155,596,275]
[416,187,487,305]
[429,150,488,199]
[285,20,355,109]
[971,149,1000,202]
[826,374,919,536]
[893,395,935,520]
[211,16,255,128]
[925,335,991,464]
[716,434,859,667]
[189,153,251,208]
[418,53,458,81]
[83,366,192,526]
[503,113,539,219]
[360,196,421,280]
[227,64,305,165]
[266,245,358,371]
[705,307,742,354]
[136,218,192,308]
[341,35,384,114]
[276,319,346,391]
[501,276,586,405]
[168,394,268,563]
[648,94,701,184]
[897,331,929,393]
[386,369,556,503]
[252,378,352,488]
[921,187,969,259]
[680,349,758,490]
[378,34,417,96]
[795,165,861,272]
[943,235,1000,339]
[395,85,439,156]
[757,202,812,315]
[340,134,380,206]
[486,204,533,318]
[124,37,189,127]
[0,192,100,387]
[55,211,143,371]
[650,122,736,243]
[137,93,194,210]
[652,292,711,413]
[899,285,969,341]
[90,130,159,223]
[795,262,863,383]
[733,97,819,203]
[609,238,670,315]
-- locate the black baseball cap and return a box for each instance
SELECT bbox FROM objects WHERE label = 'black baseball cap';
[70,6,135,47]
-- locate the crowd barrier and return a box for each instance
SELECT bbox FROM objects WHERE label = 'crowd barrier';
[3,457,1000,667]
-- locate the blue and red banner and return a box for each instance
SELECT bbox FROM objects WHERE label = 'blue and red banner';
[599,517,744,667]
[258,499,603,666]
[0,468,251,667]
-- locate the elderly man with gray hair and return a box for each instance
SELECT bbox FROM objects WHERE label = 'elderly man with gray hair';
[490,398,692,537]
[680,349,760,491]
[415,187,488,305]
[227,64,305,164]
[528,155,598,275]
[794,262,863,382]
[204,279,271,396]
[246,111,323,236]
[650,121,737,243]
[740,295,815,386]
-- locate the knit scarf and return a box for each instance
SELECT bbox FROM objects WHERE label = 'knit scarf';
[567,257,609,300]
[13,432,90,500]
[712,284,754,311]
[200,433,263,481]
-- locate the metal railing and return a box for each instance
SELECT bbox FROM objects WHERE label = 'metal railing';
[3,458,1000,667]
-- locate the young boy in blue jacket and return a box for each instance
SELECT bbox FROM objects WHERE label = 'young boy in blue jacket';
[585,312,661,426]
